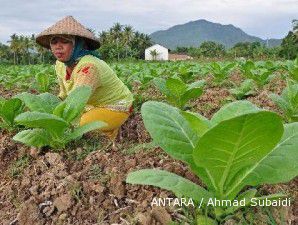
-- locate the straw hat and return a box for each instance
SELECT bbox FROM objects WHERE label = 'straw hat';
[36,16,100,50]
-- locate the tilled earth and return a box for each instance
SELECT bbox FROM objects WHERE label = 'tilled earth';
[0,73,297,225]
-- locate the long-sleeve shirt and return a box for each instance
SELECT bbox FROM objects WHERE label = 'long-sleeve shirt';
[55,55,133,112]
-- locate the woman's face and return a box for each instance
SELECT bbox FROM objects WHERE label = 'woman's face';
[50,36,74,62]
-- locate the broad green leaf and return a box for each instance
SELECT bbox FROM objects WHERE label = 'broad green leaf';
[153,78,170,96]
[188,80,206,89]
[0,98,24,126]
[194,111,283,199]
[181,88,203,106]
[126,169,213,202]
[225,189,257,214]
[228,123,298,196]
[166,78,187,97]
[53,86,92,123]
[13,129,50,148]
[141,101,216,191]
[66,121,106,141]
[15,92,60,113]
[270,94,291,116]
[181,111,211,137]
[35,72,50,93]
[15,112,68,135]
[142,101,197,163]
[197,215,218,225]
[39,93,61,112]
[211,101,260,125]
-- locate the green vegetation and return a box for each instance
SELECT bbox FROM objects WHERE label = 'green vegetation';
[0,96,24,131]
[13,86,106,149]
[208,62,235,85]
[270,82,298,122]
[153,77,205,109]
[0,56,297,224]
[230,79,255,100]
[127,101,298,224]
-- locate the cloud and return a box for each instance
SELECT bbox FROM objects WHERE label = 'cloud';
[0,0,297,43]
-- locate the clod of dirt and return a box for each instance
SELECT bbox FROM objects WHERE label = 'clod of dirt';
[53,194,74,213]
[151,206,172,225]
[17,197,44,225]
[136,212,152,225]
[110,177,126,198]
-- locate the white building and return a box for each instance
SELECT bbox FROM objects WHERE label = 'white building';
[145,44,168,61]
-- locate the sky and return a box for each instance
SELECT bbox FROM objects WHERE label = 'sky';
[0,0,297,44]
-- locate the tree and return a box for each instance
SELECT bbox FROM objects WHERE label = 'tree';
[293,19,298,34]
[279,20,298,60]
[279,31,298,59]
[199,41,226,57]
[150,49,158,60]
[123,25,134,57]
[98,24,152,60]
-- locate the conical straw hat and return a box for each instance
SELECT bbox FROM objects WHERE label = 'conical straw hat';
[36,16,100,50]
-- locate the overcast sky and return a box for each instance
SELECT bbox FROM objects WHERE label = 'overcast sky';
[0,0,297,44]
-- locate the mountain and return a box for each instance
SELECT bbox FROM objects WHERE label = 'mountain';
[149,19,282,49]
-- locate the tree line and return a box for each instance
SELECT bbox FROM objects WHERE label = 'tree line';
[0,20,297,64]
[0,23,153,64]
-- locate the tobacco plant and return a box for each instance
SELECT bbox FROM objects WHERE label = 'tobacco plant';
[0,96,24,131]
[35,71,50,93]
[153,77,205,109]
[208,62,235,85]
[284,58,298,82]
[239,60,275,88]
[270,81,298,122]
[126,100,298,224]
[230,79,255,100]
[13,86,105,149]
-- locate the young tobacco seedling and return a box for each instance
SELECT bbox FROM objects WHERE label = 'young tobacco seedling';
[239,60,275,88]
[153,77,205,110]
[284,58,298,82]
[126,100,298,224]
[0,96,24,131]
[208,62,235,85]
[270,81,298,122]
[35,71,50,93]
[230,79,255,100]
[13,86,106,149]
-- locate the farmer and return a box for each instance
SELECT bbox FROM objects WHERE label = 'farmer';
[35,16,133,148]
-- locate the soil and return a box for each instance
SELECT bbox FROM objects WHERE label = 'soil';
[0,72,297,225]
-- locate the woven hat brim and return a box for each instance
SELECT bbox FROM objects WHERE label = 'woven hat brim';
[35,16,100,50]
[36,34,100,50]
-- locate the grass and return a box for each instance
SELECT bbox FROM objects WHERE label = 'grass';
[9,155,30,178]
[65,136,102,161]
[122,141,157,155]
[88,164,110,185]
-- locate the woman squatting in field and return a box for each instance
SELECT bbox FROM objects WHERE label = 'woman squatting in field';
[35,16,134,149]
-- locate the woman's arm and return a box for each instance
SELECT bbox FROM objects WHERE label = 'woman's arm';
[55,61,67,99]
[73,63,100,93]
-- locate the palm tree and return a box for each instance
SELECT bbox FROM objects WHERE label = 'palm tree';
[293,19,298,35]
[8,34,20,64]
[150,49,158,60]
[123,25,134,57]
[99,31,109,45]
[110,23,123,60]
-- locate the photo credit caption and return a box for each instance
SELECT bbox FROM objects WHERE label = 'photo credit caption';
[151,197,292,208]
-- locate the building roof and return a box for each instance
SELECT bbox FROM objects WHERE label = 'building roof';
[145,44,168,51]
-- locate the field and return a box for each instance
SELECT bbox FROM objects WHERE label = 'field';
[0,59,297,225]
